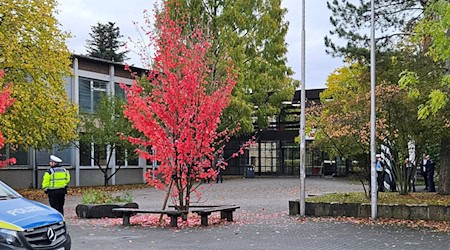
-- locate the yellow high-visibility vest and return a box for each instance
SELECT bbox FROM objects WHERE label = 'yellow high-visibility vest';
[42,167,70,190]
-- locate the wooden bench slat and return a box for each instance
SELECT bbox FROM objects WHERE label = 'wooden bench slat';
[169,205,223,208]
[113,208,182,215]
[194,206,240,214]
[190,205,240,226]
[112,208,183,227]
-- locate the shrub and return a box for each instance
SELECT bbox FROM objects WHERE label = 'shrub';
[81,189,133,204]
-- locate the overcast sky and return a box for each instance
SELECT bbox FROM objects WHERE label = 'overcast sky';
[56,0,345,89]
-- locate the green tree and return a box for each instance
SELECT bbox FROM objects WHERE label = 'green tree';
[311,63,433,195]
[0,0,78,150]
[78,95,137,186]
[399,0,450,194]
[86,22,129,63]
[324,0,450,194]
[164,0,295,134]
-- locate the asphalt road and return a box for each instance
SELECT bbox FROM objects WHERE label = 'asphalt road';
[60,177,450,250]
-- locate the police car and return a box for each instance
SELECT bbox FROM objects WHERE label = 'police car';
[0,180,71,250]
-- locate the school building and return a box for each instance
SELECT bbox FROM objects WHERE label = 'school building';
[0,55,345,189]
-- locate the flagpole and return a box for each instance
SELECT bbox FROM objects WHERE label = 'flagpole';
[299,0,306,216]
[370,0,378,220]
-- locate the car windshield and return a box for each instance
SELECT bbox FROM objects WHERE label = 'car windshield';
[0,181,21,199]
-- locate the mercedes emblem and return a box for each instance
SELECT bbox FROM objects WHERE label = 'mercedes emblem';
[46,227,57,242]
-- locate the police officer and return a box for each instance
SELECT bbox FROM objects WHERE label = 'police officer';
[42,155,70,215]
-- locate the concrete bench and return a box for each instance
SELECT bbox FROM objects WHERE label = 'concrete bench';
[112,208,183,227]
[191,205,240,226]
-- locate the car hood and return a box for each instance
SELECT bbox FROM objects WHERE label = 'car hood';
[0,198,63,230]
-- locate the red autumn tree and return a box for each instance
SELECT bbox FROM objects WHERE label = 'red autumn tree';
[0,70,16,168]
[122,3,237,211]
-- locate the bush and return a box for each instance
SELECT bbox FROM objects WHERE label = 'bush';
[81,189,133,204]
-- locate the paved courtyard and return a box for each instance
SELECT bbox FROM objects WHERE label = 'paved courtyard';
[61,177,450,249]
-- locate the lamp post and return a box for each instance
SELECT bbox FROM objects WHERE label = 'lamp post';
[370,0,378,220]
[299,0,306,216]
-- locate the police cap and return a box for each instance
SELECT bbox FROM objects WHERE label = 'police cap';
[50,155,62,163]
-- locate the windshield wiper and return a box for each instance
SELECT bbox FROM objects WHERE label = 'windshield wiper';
[0,195,18,200]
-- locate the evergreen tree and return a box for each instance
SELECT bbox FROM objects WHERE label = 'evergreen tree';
[86,22,128,62]
[325,0,428,59]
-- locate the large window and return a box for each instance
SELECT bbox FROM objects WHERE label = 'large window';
[79,141,92,166]
[79,141,108,167]
[80,141,139,167]
[79,77,108,113]
[0,146,29,167]
[115,144,139,167]
[36,147,72,166]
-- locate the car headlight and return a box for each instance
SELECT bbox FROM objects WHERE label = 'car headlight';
[0,229,22,247]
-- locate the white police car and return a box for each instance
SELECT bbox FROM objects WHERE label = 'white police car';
[0,180,71,250]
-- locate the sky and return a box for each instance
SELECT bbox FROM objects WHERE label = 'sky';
[56,0,345,89]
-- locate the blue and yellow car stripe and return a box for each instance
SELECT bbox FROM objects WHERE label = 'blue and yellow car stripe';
[0,220,23,231]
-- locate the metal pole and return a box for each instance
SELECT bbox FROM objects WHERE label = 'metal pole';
[370,0,378,220]
[299,0,306,216]
[32,149,38,189]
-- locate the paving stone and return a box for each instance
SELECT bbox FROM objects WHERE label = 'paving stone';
[63,178,449,249]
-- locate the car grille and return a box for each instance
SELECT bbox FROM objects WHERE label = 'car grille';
[22,222,67,249]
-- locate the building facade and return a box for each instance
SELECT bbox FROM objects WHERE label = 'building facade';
[0,55,153,189]
[0,55,344,189]
[222,88,347,178]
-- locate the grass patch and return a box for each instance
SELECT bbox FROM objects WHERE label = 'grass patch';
[306,192,450,206]
[18,183,148,201]
[81,189,133,204]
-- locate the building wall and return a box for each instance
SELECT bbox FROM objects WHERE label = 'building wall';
[0,168,34,189]
[115,167,145,185]
[0,167,146,189]
[0,55,151,189]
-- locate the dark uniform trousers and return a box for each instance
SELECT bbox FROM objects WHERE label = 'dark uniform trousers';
[48,188,67,215]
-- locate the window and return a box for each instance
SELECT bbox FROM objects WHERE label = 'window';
[79,77,108,113]
[0,147,6,162]
[37,151,51,166]
[36,147,72,166]
[115,144,139,167]
[79,141,136,167]
[79,141,92,166]
[1,146,29,167]
[115,82,126,99]
[79,142,107,167]
[115,145,126,167]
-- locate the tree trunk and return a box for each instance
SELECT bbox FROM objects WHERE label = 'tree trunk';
[441,29,450,195]
[439,136,450,194]
[159,180,173,223]
[104,172,109,186]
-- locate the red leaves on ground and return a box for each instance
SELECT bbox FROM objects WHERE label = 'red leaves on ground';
[298,216,450,233]
[69,213,228,229]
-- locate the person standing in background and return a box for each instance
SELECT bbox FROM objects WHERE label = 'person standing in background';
[376,154,384,192]
[216,154,225,183]
[42,155,70,215]
[422,154,429,190]
[425,155,436,192]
